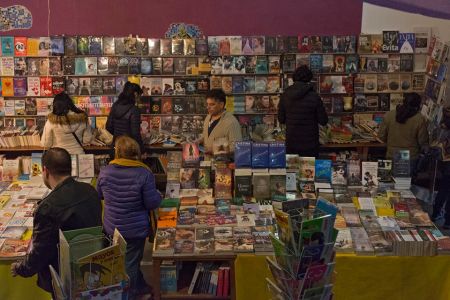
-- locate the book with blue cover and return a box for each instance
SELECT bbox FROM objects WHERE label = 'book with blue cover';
[251,142,269,168]
[398,33,415,54]
[234,141,252,168]
[269,142,286,168]
[315,160,332,183]
[1,36,14,56]
[309,54,323,73]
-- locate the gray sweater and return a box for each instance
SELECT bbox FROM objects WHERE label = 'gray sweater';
[201,111,242,152]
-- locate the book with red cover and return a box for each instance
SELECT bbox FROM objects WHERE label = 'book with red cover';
[216,268,224,296]
[14,37,27,56]
[223,267,230,297]
[40,77,53,96]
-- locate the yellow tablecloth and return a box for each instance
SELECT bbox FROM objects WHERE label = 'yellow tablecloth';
[3,253,450,300]
[0,260,50,300]
[235,254,450,300]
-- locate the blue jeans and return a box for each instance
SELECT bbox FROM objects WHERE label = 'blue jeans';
[125,238,148,298]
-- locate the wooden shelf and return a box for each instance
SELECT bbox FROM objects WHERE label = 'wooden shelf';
[153,255,236,300]
[0,145,111,152]
[153,254,236,261]
[321,142,385,148]
[161,294,230,300]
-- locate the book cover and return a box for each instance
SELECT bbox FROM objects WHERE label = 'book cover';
[392,150,411,178]
[269,142,286,168]
[123,37,137,55]
[182,143,200,168]
[382,31,399,53]
[255,56,268,74]
[14,57,27,76]
[27,37,39,56]
[160,39,172,55]
[154,228,176,254]
[398,33,415,53]
[255,77,267,93]
[347,160,361,186]
[102,77,116,95]
[161,98,173,115]
[50,36,64,56]
[358,34,372,54]
[146,38,159,56]
[221,76,232,94]
[361,162,378,187]
[2,159,19,181]
[180,168,199,189]
[229,36,242,55]
[64,36,77,56]
[13,77,27,97]
[76,36,89,55]
[14,99,26,116]
[77,154,95,178]
[413,27,431,54]
[1,57,14,76]
[309,54,323,73]
[315,160,332,183]
[251,142,269,168]
[232,76,244,93]
[215,168,232,199]
[100,36,114,55]
[2,77,14,97]
[172,98,186,115]
[62,57,75,75]
[174,79,186,95]
[234,141,252,168]
[387,74,400,93]
[49,57,62,76]
[150,78,162,95]
[332,161,347,185]
[1,36,14,56]
[182,38,195,56]
[345,54,359,73]
[245,56,256,74]
[378,160,392,182]
[128,57,140,74]
[270,171,286,200]
[234,168,252,198]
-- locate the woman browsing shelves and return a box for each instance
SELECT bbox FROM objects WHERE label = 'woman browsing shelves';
[40,92,92,154]
[97,136,162,299]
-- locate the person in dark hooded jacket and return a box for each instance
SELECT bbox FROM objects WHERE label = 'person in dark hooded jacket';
[278,65,328,157]
[106,81,143,150]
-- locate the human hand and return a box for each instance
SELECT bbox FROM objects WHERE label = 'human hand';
[10,262,20,277]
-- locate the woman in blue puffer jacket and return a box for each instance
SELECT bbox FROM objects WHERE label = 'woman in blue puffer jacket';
[97,135,162,299]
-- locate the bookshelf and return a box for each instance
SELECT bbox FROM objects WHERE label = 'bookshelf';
[152,254,236,300]
[0,32,435,157]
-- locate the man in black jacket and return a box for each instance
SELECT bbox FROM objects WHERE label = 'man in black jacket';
[11,148,102,297]
[278,65,328,157]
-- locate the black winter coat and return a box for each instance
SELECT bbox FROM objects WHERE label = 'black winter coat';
[14,177,102,293]
[106,102,143,148]
[278,82,328,155]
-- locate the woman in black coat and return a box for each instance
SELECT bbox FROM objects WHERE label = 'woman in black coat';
[106,81,144,150]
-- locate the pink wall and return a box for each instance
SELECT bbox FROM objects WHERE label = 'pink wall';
[2,0,362,37]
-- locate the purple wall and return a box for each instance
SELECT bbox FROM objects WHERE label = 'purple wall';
[2,0,362,36]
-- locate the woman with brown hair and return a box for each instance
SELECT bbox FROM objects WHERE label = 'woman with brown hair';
[97,135,162,299]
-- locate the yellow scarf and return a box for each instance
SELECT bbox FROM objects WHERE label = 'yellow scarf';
[109,158,150,171]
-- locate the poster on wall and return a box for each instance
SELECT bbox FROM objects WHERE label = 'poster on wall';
[0,5,32,31]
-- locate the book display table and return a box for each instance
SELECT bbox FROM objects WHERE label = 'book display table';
[235,253,450,300]
[3,252,450,299]
[0,260,49,300]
